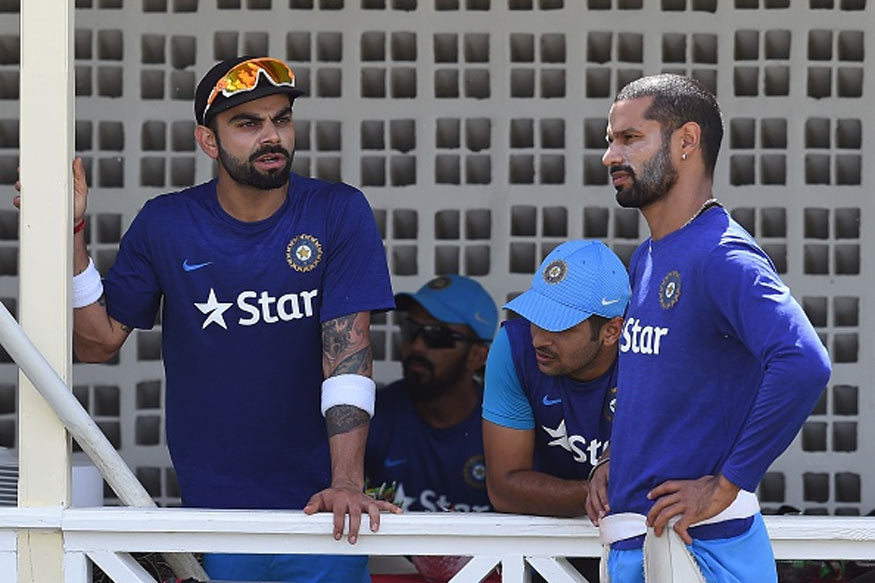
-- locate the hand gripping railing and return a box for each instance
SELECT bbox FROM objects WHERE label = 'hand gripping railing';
[0,301,208,581]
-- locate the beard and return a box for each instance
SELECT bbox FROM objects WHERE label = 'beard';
[612,138,678,209]
[217,141,293,190]
[402,353,468,403]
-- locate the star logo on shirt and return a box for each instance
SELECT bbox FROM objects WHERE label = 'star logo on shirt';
[542,419,571,452]
[392,482,417,511]
[195,288,233,330]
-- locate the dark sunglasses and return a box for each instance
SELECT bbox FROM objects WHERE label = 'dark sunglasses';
[399,318,480,349]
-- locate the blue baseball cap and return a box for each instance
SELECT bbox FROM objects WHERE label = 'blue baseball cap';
[504,240,631,332]
[395,275,498,342]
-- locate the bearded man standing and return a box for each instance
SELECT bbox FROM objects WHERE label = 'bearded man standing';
[590,74,831,583]
[63,56,399,582]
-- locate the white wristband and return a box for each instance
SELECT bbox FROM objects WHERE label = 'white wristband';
[72,258,104,309]
[321,374,376,418]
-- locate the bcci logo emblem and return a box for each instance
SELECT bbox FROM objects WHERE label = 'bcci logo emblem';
[604,386,617,422]
[286,234,323,273]
[428,276,452,290]
[543,260,567,285]
[659,270,681,309]
[463,455,487,489]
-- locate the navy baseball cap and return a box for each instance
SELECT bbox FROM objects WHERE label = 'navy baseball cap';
[195,56,305,126]
[396,275,498,342]
[504,240,631,332]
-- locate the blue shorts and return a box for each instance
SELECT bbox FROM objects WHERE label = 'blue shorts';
[607,514,777,583]
[203,553,369,583]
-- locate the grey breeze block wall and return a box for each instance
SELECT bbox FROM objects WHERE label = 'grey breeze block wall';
[0,0,870,515]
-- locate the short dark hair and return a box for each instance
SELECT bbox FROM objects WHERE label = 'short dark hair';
[615,74,723,178]
[588,315,611,342]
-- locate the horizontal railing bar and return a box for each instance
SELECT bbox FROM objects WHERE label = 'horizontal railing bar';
[1,507,874,561]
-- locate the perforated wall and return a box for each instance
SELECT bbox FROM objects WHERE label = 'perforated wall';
[0,0,870,515]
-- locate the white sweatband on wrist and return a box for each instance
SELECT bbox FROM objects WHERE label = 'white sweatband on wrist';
[321,374,376,418]
[72,258,104,309]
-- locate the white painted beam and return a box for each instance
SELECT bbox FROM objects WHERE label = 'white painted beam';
[17,0,74,580]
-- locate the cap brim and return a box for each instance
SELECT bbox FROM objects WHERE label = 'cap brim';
[395,292,468,328]
[503,289,593,332]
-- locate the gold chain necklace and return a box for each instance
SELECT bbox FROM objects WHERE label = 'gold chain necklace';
[681,197,722,230]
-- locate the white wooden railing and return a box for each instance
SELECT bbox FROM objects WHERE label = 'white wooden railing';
[1,507,874,583]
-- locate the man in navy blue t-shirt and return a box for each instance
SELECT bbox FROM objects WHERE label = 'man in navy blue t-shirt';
[594,74,831,582]
[366,274,497,514]
[366,274,498,582]
[65,57,399,582]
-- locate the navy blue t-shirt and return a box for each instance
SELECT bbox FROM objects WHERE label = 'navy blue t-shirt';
[365,381,491,512]
[104,174,395,509]
[483,318,615,479]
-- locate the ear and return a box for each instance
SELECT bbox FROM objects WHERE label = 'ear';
[195,125,219,160]
[677,121,702,159]
[466,342,490,372]
[599,316,624,347]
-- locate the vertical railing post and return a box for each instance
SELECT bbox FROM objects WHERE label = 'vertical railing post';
[17,0,75,580]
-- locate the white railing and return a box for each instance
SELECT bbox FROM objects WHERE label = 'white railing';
[1,507,874,583]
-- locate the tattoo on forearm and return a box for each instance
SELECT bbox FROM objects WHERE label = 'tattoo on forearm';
[332,346,372,376]
[322,314,355,360]
[322,312,373,378]
[325,404,369,437]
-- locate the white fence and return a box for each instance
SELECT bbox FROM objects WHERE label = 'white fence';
[1,507,874,583]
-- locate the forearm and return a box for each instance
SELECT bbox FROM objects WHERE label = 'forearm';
[722,345,831,490]
[488,470,589,518]
[72,300,129,362]
[72,231,129,361]
[321,311,375,488]
[326,411,369,489]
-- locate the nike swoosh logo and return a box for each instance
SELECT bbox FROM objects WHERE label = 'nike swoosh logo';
[473,312,489,325]
[384,458,407,468]
[542,395,562,406]
[601,298,620,306]
[183,259,213,272]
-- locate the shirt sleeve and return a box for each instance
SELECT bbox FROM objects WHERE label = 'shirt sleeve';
[319,187,395,322]
[705,241,832,491]
[103,201,163,330]
[483,327,535,430]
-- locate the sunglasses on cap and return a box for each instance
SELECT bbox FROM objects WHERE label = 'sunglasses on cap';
[202,58,297,122]
[399,318,480,350]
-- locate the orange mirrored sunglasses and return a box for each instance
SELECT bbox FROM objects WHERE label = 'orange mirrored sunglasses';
[203,58,297,120]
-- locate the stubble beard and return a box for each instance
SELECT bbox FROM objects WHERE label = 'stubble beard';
[402,352,469,404]
[217,140,294,190]
[613,138,678,209]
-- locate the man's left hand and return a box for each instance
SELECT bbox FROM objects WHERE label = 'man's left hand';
[303,482,402,544]
[645,474,740,544]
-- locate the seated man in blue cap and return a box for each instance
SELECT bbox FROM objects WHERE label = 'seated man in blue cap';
[366,274,499,581]
[482,240,630,581]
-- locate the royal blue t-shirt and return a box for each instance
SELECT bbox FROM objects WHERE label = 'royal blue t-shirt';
[365,381,491,512]
[609,206,831,520]
[104,174,395,510]
[483,318,615,479]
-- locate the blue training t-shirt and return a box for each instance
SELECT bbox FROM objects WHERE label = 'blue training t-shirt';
[483,318,615,479]
[365,380,491,512]
[609,206,831,522]
[104,174,395,510]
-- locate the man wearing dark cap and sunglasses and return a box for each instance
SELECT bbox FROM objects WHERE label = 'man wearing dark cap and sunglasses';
[365,274,498,581]
[482,240,630,581]
[55,56,398,582]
